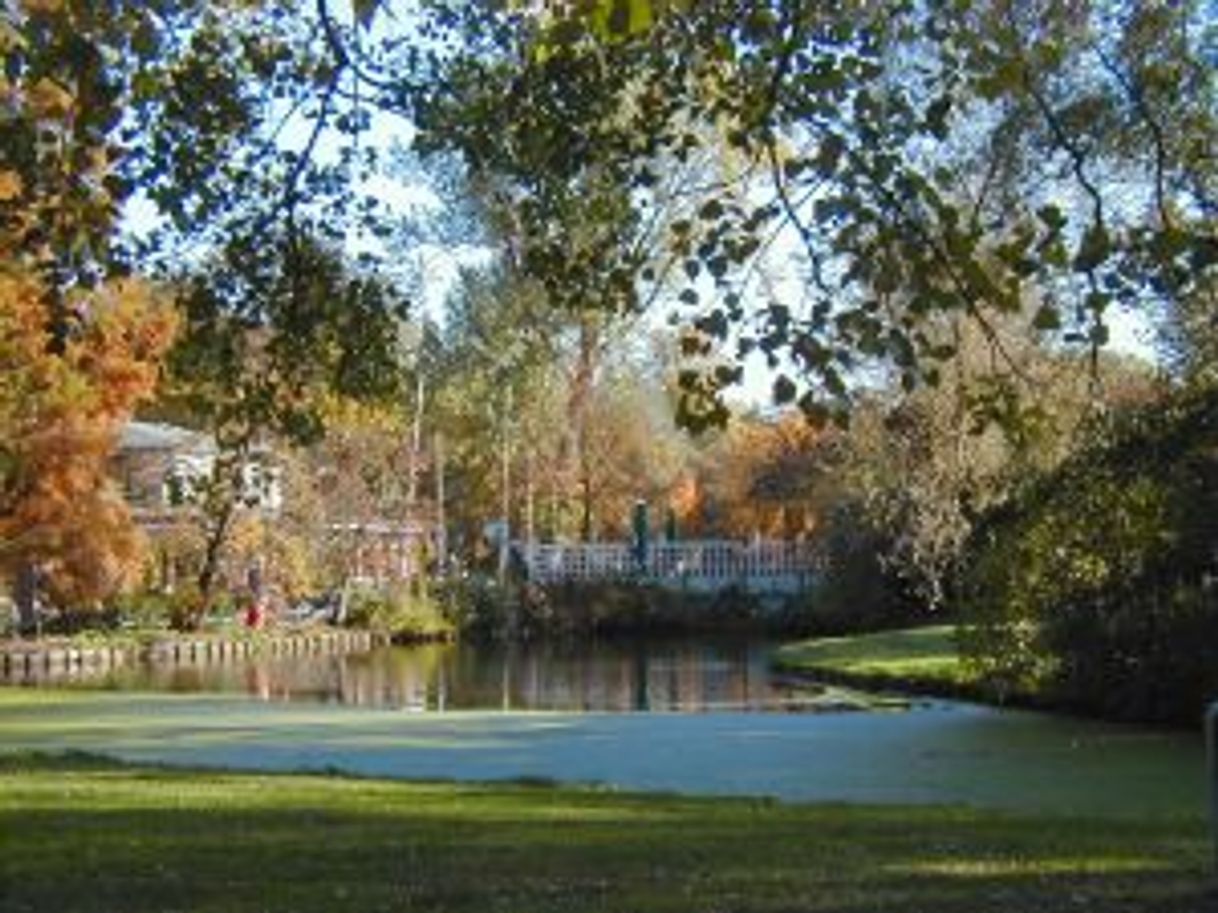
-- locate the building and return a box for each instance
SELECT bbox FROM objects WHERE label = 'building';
[112,421,426,588]
[113,421,222,532]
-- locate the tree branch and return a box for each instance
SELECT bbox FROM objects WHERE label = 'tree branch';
[317,0,413,95]
[1093,44,1172,230]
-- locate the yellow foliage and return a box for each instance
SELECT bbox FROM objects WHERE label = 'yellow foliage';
[0,171,22,203]
[20,0,65,13]
[24,76,73,120]
[225,515,316,604]
[0,262,178,609]
[318,392,407,435]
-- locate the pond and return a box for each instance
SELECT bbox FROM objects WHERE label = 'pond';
[26,636,876,712]
[0,636,1206,820]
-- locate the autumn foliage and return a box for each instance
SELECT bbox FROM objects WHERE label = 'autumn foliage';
[671,414,827,540]
[0,265,177,611]
[1,2,179,614]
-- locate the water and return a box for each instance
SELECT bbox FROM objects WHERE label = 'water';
[0,636,1205,816]
[33,637,864,713]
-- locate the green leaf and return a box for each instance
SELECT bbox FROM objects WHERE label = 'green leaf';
[1037,205,1067,232]
[698,198,725,221]
[353,0,382,29]
[714,364,743,386]
[923,94,952,139]
[1032,304,1061,331]
[773,375,797,405]
[694,309,728,339]
[1073,224,1110,273]
[588,0,656,39]
[823,367,847,398]
[797,394,832,428]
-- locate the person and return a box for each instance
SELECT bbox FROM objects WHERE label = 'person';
[244,560,266,629]
[244,599,264,629]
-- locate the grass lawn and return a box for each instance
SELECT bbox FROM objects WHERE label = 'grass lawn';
[0,751,1212,913]
[774,625,981,694]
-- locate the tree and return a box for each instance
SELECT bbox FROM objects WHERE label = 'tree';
[306,394,417,587]
[679,411,826,539]
[429,265,694,549]
[399,0,1217,425]
[0,264,177,628]
[570,349,690,539]
[817,312,1158,612]
[160,231,406,622]
[9,2,1210,430]
[959,385,1218,723]
[1159,271,1218,387]
[1,4,183,626]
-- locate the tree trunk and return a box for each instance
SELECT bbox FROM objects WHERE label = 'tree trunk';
[13,561,39,638]
[580,454,593,543]
[194,501,235,628]
[433,431,446,572]
[570,317,600,543]
[193,451,246,629]
[406,371,426,513]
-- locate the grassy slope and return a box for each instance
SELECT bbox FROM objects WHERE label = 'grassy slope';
[773,625,984,696]
[0,752,1210,913]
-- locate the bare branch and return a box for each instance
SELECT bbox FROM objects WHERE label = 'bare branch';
[317,0,412,95]
[1093,44,1172,230]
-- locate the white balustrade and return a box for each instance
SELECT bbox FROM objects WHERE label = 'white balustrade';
[520,539,819,587]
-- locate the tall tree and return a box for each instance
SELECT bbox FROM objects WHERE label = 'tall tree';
[0,265,177,627]
[398,0,1217,425]
[1,2,187,626]
[161,231,406,621]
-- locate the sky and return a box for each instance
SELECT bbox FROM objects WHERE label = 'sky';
[120,0,1161,410]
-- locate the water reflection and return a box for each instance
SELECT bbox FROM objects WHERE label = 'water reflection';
[12,638,837,713]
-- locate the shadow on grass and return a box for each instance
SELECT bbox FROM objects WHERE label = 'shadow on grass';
[0,753,1213,913]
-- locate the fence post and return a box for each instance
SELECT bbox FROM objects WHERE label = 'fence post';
[1208,702,1218,872]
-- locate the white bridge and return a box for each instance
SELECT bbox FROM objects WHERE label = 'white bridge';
[518,539,820,595]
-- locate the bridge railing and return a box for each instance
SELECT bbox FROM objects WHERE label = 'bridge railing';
[521,539,819,585]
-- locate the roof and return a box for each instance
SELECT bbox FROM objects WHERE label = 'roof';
[118,421,216,455]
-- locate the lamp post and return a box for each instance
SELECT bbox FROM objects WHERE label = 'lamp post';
[631,500,649,577]
[497,383,513,586]
[1207,702,1218,872]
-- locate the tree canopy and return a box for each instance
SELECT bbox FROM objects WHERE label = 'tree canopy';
[2,0,1216,636]
[9,0,1211,427]
[399,0,1216,425]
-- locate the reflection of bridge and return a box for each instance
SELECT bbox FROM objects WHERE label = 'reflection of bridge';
[519,539,819,594]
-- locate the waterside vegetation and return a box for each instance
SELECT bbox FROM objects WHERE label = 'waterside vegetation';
[774,626,979,698]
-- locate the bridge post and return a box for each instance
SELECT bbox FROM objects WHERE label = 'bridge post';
[631,501,649,578]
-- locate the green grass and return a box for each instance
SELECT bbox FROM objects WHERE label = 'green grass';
[774,625,980,692]
[0,751,1211,913]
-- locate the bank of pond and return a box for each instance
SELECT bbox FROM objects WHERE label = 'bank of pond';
[4,613,1211,728]
[12,568,1213,730]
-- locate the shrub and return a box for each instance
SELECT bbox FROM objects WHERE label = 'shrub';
[801,506,923,635]
[959,387,1218,723]
[345,583,454,641]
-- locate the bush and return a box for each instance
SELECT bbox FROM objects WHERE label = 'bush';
[344,583,454,641]
[959,387,1218,723]
[432,574,783,640]
[800,506,923,636]
[106,586,217,632]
